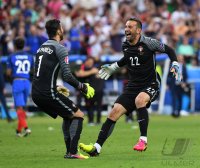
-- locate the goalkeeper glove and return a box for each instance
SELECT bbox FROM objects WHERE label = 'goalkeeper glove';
[57,85,70,97]
[98,62,119,80]
[170,61,182,82]
[79,83,95,99]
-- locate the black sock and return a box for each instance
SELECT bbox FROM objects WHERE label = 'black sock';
[62,119,72,154]
[69,117,83,154]
[96,118,116,147]
[137,107,149,137]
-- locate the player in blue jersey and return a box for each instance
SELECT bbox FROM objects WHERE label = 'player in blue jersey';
[7,37,34,137]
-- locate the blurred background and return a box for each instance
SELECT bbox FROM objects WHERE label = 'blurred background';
[0,0,200,121]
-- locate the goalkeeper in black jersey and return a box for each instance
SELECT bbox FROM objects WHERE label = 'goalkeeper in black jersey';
[79,17,182,155]
[32,19,95,159]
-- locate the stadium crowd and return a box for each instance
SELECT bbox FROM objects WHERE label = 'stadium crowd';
[0,0,200,117]
[0,0,199,60]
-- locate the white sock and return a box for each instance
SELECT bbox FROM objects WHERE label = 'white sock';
[140,136,147,143]
[94,143,101,153]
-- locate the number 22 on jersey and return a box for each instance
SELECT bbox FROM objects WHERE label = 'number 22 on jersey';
[130,56,140,66]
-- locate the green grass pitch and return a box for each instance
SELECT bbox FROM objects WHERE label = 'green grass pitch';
[0,114,200,168]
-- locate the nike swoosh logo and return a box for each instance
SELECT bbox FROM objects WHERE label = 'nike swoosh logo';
[124,48,128,51]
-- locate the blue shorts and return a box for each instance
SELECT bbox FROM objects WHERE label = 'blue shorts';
[12,79,30,107]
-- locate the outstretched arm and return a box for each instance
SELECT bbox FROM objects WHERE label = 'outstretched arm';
[143,37,182,82]
[98,56,126,80]
[163,45,182,82]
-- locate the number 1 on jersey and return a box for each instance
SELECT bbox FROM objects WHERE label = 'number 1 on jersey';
[36,55,43,77]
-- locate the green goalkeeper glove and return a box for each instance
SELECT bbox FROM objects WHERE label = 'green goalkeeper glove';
[98,62,119,80]
[57,85,70,97]
[80,83,95,99]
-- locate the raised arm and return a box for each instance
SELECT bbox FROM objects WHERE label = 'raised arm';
[142,36,182,82]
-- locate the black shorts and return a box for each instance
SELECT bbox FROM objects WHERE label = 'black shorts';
[32,91,78,119]
[115,82,160,114]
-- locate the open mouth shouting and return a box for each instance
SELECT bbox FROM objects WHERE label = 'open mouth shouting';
[125,31,132,39]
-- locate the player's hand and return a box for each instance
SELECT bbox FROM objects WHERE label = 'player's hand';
[80,83,95,99]
[98,63,119,80]
[170,61,182,82]
[57,85,70,97]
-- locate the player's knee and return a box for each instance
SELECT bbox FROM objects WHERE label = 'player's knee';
[108,106,121,121]
[135,96,146,108]
[73,110,84,118]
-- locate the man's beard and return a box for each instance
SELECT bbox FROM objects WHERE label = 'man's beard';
[127,33,136,43]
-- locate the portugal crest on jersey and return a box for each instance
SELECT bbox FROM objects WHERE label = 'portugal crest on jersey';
[64,56,69,64]
[138,46,144,55]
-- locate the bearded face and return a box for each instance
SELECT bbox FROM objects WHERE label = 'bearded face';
[125,21,140,43]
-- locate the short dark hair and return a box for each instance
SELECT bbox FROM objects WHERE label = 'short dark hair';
[45,19,61,39]
[127,17,142,29]
[14,37,25,50]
